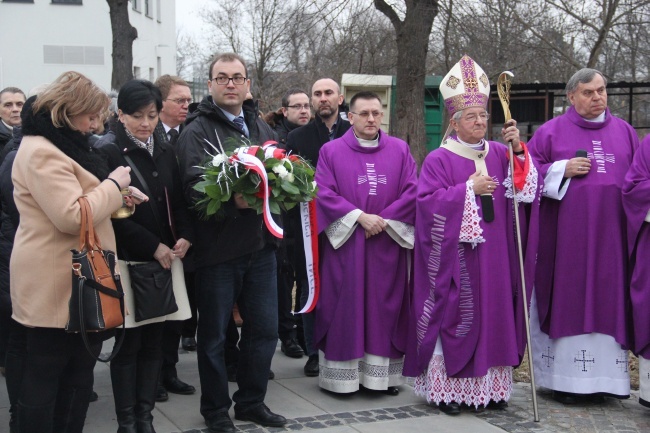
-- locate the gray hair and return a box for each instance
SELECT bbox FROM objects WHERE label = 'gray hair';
[452,111,463,120]
[566,68,607,93]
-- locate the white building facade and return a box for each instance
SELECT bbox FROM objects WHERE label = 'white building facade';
[0,0,176,93]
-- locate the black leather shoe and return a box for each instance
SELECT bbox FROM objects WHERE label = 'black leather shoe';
[281,338,304,358]
[163,376,196,395]
[269,369,275,380]
[89,390,98,402]
[382,386,399,396]
[304,354,319,377]
[553,390,578,404]
[587,393,606,403]
[155,382,168,402]
[235,403,287,427]
[206,412,236,433]
[438,401,461,415]
[487,399,508,410]
[181,337,197,351]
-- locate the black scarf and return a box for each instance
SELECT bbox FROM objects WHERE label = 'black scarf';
[21,101,110,180]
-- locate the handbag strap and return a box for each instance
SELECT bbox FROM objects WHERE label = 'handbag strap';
[75,198,124,362]
[77,278,126,363]
[123,154,165,235]
[78,196,102,251]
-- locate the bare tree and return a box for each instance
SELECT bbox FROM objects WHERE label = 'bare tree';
[375,0,439,165]
[204,0,314,111]
[107,0,137,91]
[176,31,201,80]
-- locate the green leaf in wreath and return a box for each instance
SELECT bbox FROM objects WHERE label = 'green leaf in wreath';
[205,184,222,200]
[281,180,300,194]
[269,200,281,214]
[207,199,220,215]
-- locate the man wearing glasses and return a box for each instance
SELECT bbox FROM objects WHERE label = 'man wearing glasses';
[286,78,351,378]
[177,53,284,432]
[264,89,311,147]
[151,75,198,403]
[313,91,417,396]
[405,55,541,415]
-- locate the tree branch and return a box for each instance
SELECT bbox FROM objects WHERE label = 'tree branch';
[374,0,403,32]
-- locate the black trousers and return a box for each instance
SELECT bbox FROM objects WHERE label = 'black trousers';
[161,320,183,380]
[181,271,197,339]
[18,327,100,433]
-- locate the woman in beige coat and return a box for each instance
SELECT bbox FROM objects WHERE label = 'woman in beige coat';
[10,71,132,433]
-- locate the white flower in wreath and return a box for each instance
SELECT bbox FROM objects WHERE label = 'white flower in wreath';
[212,153,228,166]
[284,172,295,183]
[273,164,288,177]
[311,181,317,190]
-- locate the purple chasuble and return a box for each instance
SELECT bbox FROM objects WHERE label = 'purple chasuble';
[403,141,541,379]
[314,129,417,361]
[623,134,650,357]
[528,106,637,347]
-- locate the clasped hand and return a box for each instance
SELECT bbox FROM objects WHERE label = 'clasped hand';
[357,212,386,239]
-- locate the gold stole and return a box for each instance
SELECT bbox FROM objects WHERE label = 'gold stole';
[441,138,490,176]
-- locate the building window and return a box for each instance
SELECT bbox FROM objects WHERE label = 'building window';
[144,0,151,17]
[156,0,161,22]
[132,0,140,12]
[51,0,82,4]
[134,66,141,79]
[2,0,35,3]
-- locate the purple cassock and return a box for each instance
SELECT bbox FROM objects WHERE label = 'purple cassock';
[314,128,417,362]
[623,134,650,358]
[528,106,637,348]
[403,140,541,379]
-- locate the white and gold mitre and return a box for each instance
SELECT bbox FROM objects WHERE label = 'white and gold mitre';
[441,55,490,115]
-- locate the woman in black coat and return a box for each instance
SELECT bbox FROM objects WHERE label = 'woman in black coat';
[95,80,194,433]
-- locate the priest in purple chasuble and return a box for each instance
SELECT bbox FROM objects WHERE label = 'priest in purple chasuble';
[403,55,542,415]
[313,91,417,395]
[622,134,650,408]
[527,68,638,404]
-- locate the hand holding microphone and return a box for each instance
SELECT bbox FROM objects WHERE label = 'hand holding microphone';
[469,170,495,223]
[565,149,591,178]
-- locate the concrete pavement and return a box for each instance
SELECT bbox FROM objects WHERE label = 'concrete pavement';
[0,341,648,432]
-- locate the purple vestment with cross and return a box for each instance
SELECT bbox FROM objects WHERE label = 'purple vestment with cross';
[529,106,638,348]
[313,129,417,362]
[403,142,541,379]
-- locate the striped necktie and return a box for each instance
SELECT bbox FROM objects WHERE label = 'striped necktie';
[232,116,247,137]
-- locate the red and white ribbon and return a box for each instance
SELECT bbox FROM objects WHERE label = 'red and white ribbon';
[294,200,320,313]
[233,147,284,238]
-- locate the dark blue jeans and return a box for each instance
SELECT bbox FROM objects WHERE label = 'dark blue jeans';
[196,247,278,420]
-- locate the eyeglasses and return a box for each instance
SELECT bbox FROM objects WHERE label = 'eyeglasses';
[212,76,248,85]
[286,104,310,110]
[166,98,192,105]
[350,110,383,119]
[461,113,490,122]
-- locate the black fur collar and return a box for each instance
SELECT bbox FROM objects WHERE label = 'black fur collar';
[21,102,110,180]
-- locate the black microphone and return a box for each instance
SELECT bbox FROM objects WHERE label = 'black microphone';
[480,194,494,223]
[576,149,587,158]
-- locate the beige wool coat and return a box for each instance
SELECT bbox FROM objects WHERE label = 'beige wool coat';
[10,135,123,329]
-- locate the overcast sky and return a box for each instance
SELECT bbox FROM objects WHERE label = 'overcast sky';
[175,0,208,38]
